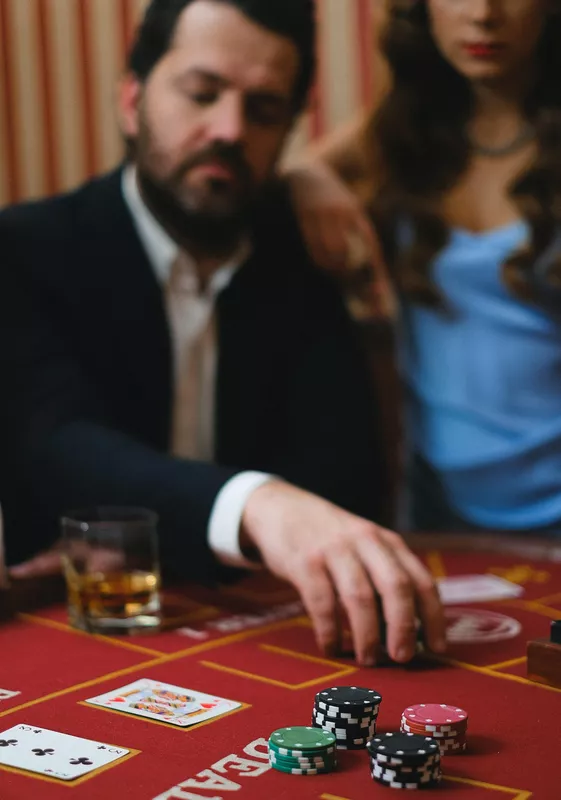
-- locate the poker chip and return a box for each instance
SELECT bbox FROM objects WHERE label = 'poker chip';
[268,727,337,775]
[312,686,382,750]
[371,764,441,784]
[270,762,331,775]
[268,740,336,758]
[401,720,462,738]
[311,710,376,740]
[315,686,382,711]
[368,733,440,759]
[370,752,441,768]
[402,704,468,728]
[269,727,336,751]
[313,709,378,726]
[368,733,442,789]
[269,725,337,775]
[268,752,336,768]
[269,755,336,771]
[400,704,469,755]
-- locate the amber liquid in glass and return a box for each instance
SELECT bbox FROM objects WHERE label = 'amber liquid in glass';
[66,569,161,633]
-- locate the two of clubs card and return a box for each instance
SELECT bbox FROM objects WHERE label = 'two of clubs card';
[0,680,241,782]
[0,724,130,781]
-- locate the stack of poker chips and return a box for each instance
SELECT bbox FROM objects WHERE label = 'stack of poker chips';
[367,732,442,789]
[311,685,382,749]
[268,726,337,775]
[400,703,468,754]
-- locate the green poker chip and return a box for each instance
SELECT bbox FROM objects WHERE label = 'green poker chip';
[269,727,336,751]
[268,752,337,769]
[270,762,332,776]
[268,740,336,759]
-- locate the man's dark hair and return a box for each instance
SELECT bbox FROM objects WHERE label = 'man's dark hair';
[128,0,316,112]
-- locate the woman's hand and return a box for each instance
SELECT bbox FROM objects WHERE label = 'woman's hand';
[286,160,382,273]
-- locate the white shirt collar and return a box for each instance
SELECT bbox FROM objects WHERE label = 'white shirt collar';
[121,164,250,296]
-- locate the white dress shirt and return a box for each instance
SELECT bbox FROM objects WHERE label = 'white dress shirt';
[122,166,270,567]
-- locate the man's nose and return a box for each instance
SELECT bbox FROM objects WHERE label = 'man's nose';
[208,93,245,145]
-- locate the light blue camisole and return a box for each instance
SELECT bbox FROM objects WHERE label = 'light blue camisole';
[400,220,561,532]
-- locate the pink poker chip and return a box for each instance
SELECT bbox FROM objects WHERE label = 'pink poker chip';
[402,704,468,728]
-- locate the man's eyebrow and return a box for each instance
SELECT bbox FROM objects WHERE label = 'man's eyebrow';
[176,67,230,86]
[176,68,290,102]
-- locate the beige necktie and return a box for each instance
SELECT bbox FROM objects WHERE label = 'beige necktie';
[166,252,216,460]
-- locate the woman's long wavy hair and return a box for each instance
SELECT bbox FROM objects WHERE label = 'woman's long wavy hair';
[365,0,561,306]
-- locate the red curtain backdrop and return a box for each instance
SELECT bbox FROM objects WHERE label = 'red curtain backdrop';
[0,0,379,207]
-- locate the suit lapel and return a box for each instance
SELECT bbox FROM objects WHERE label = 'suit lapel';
[214,255,285,469]
[74,169,173,447]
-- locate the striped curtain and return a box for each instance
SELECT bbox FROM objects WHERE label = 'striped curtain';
[0,0,381,208]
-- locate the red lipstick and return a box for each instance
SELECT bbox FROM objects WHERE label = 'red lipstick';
[463,42,504,59]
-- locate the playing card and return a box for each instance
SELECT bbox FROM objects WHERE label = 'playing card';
[437,574,524,605]
[0,723,130,781]
[85,678,241,727]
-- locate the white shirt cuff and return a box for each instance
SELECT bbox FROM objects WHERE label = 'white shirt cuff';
[208,471,273,568]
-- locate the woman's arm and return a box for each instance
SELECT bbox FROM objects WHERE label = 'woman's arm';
[295,111,371,186]
[283,111,379,271]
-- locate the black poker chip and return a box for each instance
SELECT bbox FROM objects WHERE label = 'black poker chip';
[370,751,441,769]
[337,740,373,750]
[370,759,441,782]
[312,686,381,751]
[367,732,439,759]
[312,711,376,732]
[313,705,378,725]
[371,773,441,790]
[313,725,376,741]
[312,722,372,740]
[314,686,382,711]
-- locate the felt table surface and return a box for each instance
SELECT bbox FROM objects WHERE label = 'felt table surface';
[0,538,560,800]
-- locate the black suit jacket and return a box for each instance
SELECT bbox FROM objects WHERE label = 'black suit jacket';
[0,169,385,579]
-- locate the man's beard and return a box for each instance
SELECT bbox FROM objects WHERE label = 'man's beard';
[136,140,256,255]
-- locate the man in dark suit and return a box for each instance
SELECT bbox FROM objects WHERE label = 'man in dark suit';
[0,0,445,665]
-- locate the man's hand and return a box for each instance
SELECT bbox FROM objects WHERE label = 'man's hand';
[241,480,446,666]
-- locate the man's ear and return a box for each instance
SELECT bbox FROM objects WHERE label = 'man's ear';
[117,72,143,139]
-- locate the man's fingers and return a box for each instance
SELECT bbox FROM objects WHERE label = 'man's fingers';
[326,549,378,667]
[386,536,447,654]
[357,534,417,663]
[9,551,64,579]
[295,562,339,656]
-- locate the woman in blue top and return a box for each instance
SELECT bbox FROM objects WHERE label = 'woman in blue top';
[287,0,561,535]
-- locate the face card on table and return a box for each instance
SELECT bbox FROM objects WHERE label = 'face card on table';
[85,678,241,727]
[0,723,130,781]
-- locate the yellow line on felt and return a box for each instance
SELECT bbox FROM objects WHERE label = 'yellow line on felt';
[200,659,353,690]
[444,775,532,798]
[0,656,169,719]
[425,551,447,579]
[163,616,312,659]
[0,617,311,719]
[259,643,357,671]
[0,747,141,788]
[321,794,354,800]
[436,655,561,694]
[497,599,561,619]
[531,591,561,606]
[321,777,532,799]
[18,613,165,657]
[77,700,250,732]
[484,656,527,671]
